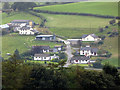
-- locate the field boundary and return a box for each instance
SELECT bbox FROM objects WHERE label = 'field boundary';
[33,9,120,19]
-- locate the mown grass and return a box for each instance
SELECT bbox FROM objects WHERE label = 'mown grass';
[70,64,90,67]
[26,60,58,64]
[2,33,61,58]
[2,12,42,25]
[34,2,118,16]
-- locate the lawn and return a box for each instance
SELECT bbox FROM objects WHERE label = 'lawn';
[2,12,42,25]
[70,64,90,67]
[34,2,118,16]
[26,60,58,64]
[2,33,62,58]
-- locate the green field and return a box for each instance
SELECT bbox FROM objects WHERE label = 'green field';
[34,2,118,16]
[100,37,118,67]
[41,13,111,28]
[2,33,61,58]
[38,13,112,38]
[2,12,42,25]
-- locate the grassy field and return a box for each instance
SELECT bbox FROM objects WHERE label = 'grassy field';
[2,33,61,58]
[100,37,118,67]
[34,2,118,16]
[49,28,98,38]
[2,12,42,25]
[37,13,112,38]
[41,13,112,28]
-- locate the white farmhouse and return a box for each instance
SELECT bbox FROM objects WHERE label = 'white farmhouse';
[19,26,38,35]
[80,46,98,56]
[70,56,90,64]
[0,24,9,30]
[81,34,101,41]
[34,54,59,61]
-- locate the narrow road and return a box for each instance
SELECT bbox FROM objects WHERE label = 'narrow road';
[57,38,73,67]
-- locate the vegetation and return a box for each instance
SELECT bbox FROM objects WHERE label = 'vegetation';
[40,13,112,28]
[2,33,61,58]
[2,54,120,89]
[11,2,36,11]
[100,37,118,67]
[2,12,42,25]
[34,2,118,16]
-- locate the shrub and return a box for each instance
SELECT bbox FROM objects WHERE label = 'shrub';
[98,41,104,45]
[103,63,118,76]
[93,61,102,68]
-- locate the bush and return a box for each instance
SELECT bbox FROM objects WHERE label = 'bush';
[103,63,118,76]
[98,41,104,45]
[107,32,111,34]
[93,61,102,68]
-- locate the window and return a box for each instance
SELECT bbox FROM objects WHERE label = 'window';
[76,60,78,62]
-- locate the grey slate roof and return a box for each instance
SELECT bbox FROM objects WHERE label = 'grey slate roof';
[81,34,98,38]
[80,47,98,53]
[32,45,50,50]
[81,34,88,38]
[11,20,32,23]
[71,56,90,61]
[34,54,50,57]
[91,48,98,53]
[20,26,30,30]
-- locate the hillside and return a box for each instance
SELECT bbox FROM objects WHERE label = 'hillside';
[34,2,118,16]
[2,33,61,58]
[38,13,112,38]
[2,12,42,25]
[100,37,118,67]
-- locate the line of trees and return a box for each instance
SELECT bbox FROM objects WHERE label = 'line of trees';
[2,50,120,89]
[27,11,46,28]
[33,9,120,19]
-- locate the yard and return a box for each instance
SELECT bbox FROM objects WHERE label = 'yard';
[2,33,62,58]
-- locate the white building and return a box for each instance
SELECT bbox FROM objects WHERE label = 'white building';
[32,46,50,54]
[34,54,59,61]
[19,26,38,35]
[81,34,101,42]
[0,24,9,30]
[35,35,56,41]
[70,56,90,64]
[67,39,81,46]
[80,46,98,56]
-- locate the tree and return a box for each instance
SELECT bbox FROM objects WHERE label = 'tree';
[98,40,104,45]
[99,28,103,32]
[93,61,102,68]
[3,2,10,9]
[13,49,21,60]
[109,19,116,25]
[103,63,118,76]
[11,2,36,11]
